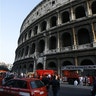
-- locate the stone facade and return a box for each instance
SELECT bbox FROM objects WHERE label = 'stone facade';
[13,0,96,76]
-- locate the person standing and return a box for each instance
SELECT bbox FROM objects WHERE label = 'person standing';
[41,75,50,91]
[91,76,96,96]
[74,79,78,86]
[50,75,60,96]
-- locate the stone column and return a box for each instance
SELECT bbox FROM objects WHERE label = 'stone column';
[28,45,30,57]
[57,31,60,52]
[72,27,77,50]
[57,11,61,25]
[70,7,75,21]
[91,23,96,47]
[74,57,79,73]
[30,29,33,37]
[29,45,31,57]
[33,41,38,72]
[38,24,41,34]
[44,35,48,54]
[31,28,34,37]
[23,47,26,59]
[33,54,37,73]
[47,19,50,30]
[87,0,92,16]
[43,57,46,70]
[26,33,28,40]
[75,57,78,67]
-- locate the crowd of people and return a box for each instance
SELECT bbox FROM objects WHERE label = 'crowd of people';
[62,75,95,86]
[0,71,96,96]
[73,76,96,96]
[73,75,93,86]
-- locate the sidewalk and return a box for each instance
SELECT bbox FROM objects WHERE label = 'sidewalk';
[61,82,92,89]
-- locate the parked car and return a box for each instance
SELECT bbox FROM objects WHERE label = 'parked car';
[0,78,48,96]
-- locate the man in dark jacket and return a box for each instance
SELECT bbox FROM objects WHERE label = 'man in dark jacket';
[41,75,50,91]
[91,76,96,96]
[50,75,60,96]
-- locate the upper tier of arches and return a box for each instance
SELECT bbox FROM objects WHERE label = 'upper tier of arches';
[18,0,96,46]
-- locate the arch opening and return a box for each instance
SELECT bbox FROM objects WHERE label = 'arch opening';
[78,28,91,45]
[50,16,57,27]
[38,40,45,53]
[61,11,70,23]
[91,1,96,14]
[75,6,86,19]
[61,33,72,47]
[49,36,57,50]
[41,21,47,31]
[30,43,35,54]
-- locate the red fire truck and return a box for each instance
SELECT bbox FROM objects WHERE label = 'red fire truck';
[62,70,79,84]
[36,70,55,80]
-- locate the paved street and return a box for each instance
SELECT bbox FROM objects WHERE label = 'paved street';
[48,83,92,96]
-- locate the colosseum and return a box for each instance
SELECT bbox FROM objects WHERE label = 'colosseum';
[13,0,96,76]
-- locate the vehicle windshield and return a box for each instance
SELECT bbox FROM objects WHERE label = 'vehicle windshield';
[30,80,44,89]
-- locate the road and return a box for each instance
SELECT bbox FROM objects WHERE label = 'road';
[48,83,92,96]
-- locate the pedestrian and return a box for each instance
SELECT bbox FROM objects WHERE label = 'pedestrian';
[50,75,60,96]
[79,76,83,86]
[84,76,88,86]
[42,75,50,91]
[74,80,78,86]
[91,76,96,96]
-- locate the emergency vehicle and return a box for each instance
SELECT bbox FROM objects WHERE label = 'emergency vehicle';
[62,70,79,84]
[36,69,55,75]
[36,69,55,80]
[62,65,95,85]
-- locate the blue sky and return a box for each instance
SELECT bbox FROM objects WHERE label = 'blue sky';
[0,0,42,64]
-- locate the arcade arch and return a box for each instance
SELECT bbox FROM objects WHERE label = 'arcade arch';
[62,61,73,67]
[25,46,29,56]
[61,33,72,47]
[28,30,32,39]
[75,6,86,19]
[50,16,57,27]
[33,26,38,35]
[91,1,96,14]
[47,62,57,70]
[49,36,57,50]
[21,48,24,57]
[77,28,91,45]
[41,21,47,32]
[25,33,27,41]
[80,59,94,65]
[38,40,45,53]
[61,11,70,23]
[30,43,35,54]
[36,63,43,69]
